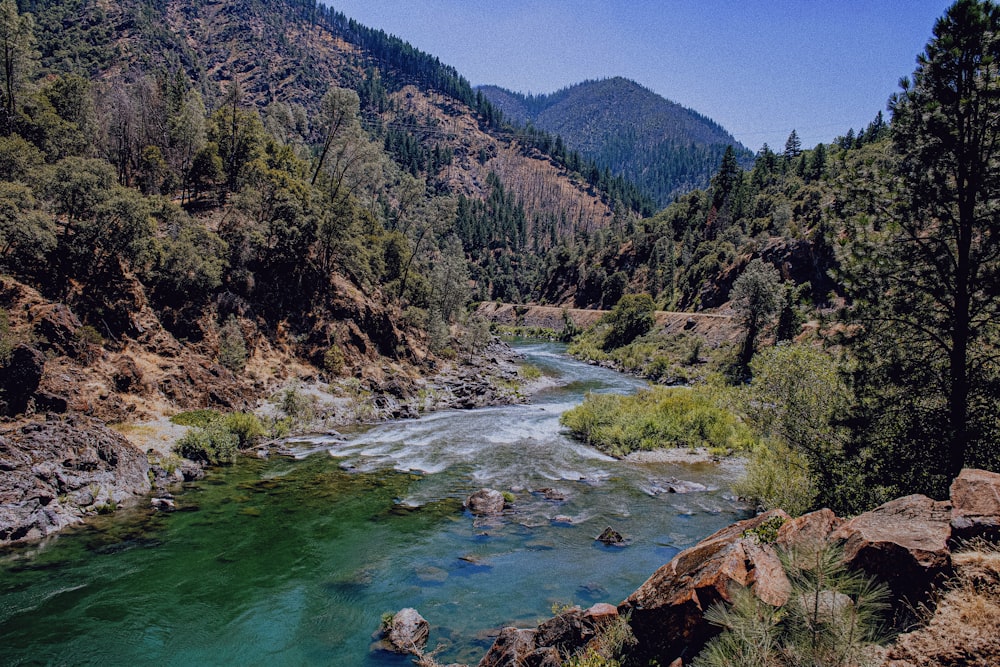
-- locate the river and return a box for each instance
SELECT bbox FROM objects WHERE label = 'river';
[0,342,749,666]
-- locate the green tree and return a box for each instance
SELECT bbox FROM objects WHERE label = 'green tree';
[730,258,782,367]
[783,129,802,162]
[0,0,35,133]
[742,344,852,511]
[844,0,1000,495]
[602,293,655,350]
[429,234,470,324]
[0,181,54,275]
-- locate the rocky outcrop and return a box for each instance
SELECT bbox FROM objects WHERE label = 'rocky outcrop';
[475,472,1000,665]
[0,414,151,545]
[832,494,953,601]
[30,303,83,357]
[620,509,791,663]
[949,467,1000,542]
[0,343,46,416]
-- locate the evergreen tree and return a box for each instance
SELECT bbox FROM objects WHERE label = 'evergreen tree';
[845,0,1000,495]
[0,0,35,134]
[783,129,802,161]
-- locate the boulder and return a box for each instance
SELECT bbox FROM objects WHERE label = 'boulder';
[535,607,591,655]
[29,303,82,357]
[949,468,1000,543]
[0,414,151,545]
[597,526,625,546]
[583,602,619,626]
[466,488,506,515]
[831,494,952,602]
[619,509,791,663]
[478,627,539,667]
[383,607,429,655]
[776,508,843,552]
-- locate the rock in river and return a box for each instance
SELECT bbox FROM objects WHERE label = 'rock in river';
[465,488,506,515]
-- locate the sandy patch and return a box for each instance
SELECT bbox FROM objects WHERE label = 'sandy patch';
[624,447,724,465]
[113,416,190,458]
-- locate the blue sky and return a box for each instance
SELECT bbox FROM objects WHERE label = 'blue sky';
[328,1,953,151]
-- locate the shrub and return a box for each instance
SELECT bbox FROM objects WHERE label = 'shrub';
[275,383,317,424]
[323,343,345,375]
[218,314,247,372]
[560,386,756,457]
[602,293,655,350]
[694,543,889,667]
[222,412,266,449]
[174,420,238,464]
[0,308,13,365]
[733,439,817,516]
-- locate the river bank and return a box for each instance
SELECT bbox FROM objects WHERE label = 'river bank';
[0,342,749,665]
[0,336,542,547]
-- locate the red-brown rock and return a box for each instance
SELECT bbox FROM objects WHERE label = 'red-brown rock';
[949,468,1000,543]
[619,509,791,663]
[831,494,952,601]
[29,303,82,357]
[583,602,619,625]
[477,627,539,667]
[776,508,843,552]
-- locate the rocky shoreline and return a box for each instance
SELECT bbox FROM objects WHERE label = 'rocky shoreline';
[0,336,538,548]
[388,468,1000,667]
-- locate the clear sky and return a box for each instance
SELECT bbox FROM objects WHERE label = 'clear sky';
[326,1,954,152]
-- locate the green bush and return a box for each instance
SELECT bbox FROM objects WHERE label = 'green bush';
[560,386,756,457]
[218,314,247,372]
[0,308,13,364]
[275,383,317,425]
[694,543,889,667]
[174,420,238,465]
[602,293,655,350]
[222,412,266,448]
[323,343,345,375]
[733,439,817,516]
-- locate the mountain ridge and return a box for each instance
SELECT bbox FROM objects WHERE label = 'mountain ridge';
[479,77,754,206]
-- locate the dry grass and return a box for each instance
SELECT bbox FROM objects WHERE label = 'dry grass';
[880,540,1000,667]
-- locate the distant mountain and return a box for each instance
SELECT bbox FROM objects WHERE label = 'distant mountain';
[479,77,753,206]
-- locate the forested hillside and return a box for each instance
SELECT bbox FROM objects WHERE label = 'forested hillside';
[480,77,753,207]
[3,0,655,419]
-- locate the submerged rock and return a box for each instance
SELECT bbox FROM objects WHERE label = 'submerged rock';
[466,488,506,516]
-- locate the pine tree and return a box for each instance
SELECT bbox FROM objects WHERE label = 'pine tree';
[783,129,802,161]
[0,0,35,134]
[845,0,1000,494]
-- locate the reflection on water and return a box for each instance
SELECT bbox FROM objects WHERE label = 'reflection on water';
[0,342,749,666]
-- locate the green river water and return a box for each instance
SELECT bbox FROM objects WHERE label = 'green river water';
[0,342,749,666]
